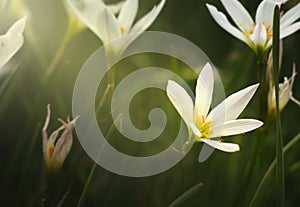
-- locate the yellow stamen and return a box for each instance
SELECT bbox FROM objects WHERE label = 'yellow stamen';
[201,115,205,124]
[266,25,272,37]
[49,146,55,160]
[194,115,213,139]
[120,26,125,35]
[203,121,212,128]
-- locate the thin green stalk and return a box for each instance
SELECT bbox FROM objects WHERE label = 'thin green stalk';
[257,58,267,120]
[95,83,113,114]
[77,114,122,207]
[77,161,97,207]
[289,160,300,172]
[249,132,300,206]
[273,6,285,207]
[234,128,267,207]
[45,22,77,79]
[104,48,119,92]
[168,182,203,207]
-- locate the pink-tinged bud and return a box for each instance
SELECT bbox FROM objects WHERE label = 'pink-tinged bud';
[42,104,79,172]
[268,64,300,113]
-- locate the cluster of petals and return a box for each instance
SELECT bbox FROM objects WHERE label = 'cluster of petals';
[167,63,263,152]
[42,105,79,172]
[268,64,300,112]
[65,0,166,55]
[207,0,300,57]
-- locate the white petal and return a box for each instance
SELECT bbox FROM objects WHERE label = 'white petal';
[65,0,106,39]
[7,17,26,35]
[250,23,267,46]
[266,0,287,4]
[189,121,202,137]
[198,144,215,162]
[200,139,240,152]
[206,4,247,43]
[195,63,214,118]
[118,0,138,34]
[96,7,121,44]
[290,95,300,107]
[281,3,300,28]
[220,0,254,32]
[166,80,194,126]
[279,81,291,110]
[256,0,276,27]
[51,119,77,170]
[130,0,166,33]
[280,21,300,39]
[266,37,273,48]
[108,1,125,14]
[0,18,26,69]
[210,119,263,137]
[207,84,259,124]
[279,65,297,110]
[51,134,73,170]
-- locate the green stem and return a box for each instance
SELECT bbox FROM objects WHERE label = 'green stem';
[77,161,97,207]
[273,6,285,207]
[168,182,204,207]
[77,114,122,207]
[95,83,113,114]
[249,132,300,206]
[257,58,267,120]
[44,21,77,80]
[234,128,268,207]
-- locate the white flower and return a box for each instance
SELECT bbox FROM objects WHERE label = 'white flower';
[63,0,125,34]
[42,105,79,172]
[65,0,166,55]
[206,0,300,57]
[166,63,263,152]
[0,17,26,69]
[268,64,300,112]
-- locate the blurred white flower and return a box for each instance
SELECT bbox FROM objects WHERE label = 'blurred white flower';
[206,0,300,58]
[65,0,166,55]
[63,0,125,35]
[268,64,300,112]
[167,63,263,153]
[42,105,79,172]
[0,17,26,69]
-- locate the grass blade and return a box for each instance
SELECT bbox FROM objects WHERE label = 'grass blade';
[273,5,285,207]
[168,182,203,207]
[249,132,300,206]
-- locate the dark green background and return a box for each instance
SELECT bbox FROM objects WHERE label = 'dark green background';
[0,0,300,206]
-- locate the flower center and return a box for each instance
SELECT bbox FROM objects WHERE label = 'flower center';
[49,146,55,160]
[248,22,272,37]
[120,26,125,35]
[195,115,213,140]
